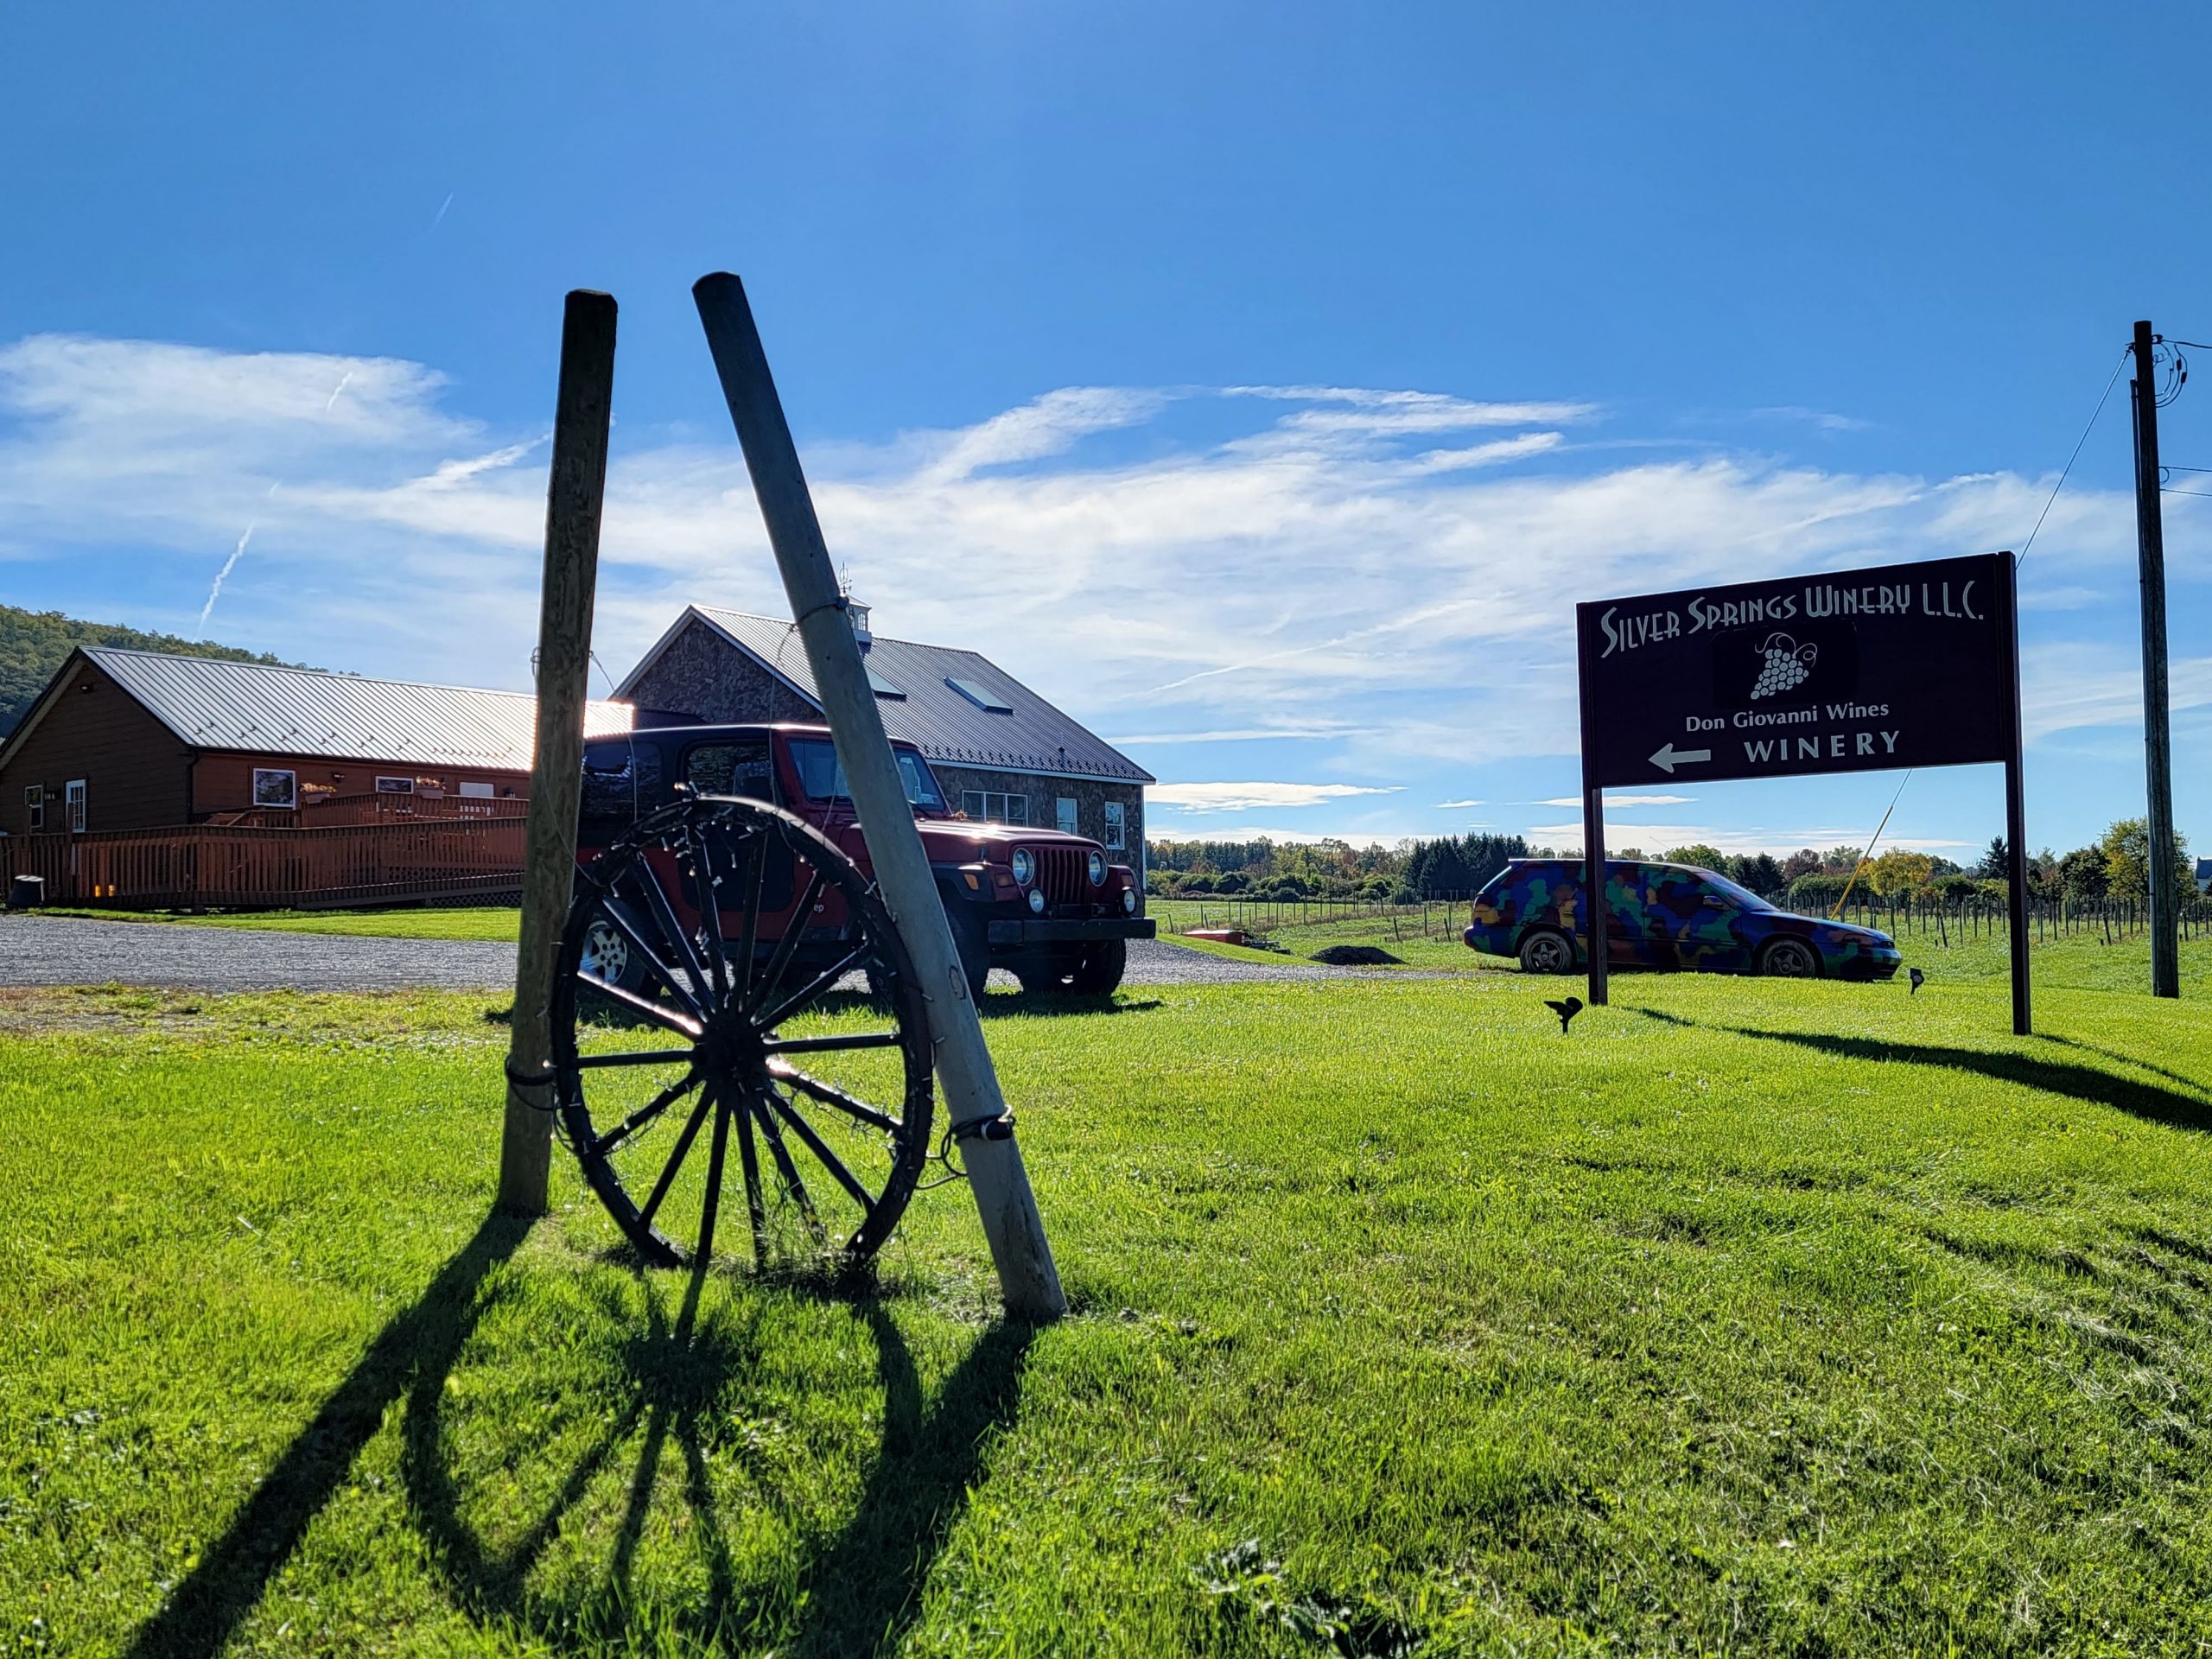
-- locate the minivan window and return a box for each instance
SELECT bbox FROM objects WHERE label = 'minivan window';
[787,737,947,811]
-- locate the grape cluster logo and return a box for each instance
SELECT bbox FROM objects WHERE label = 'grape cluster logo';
[1751,632,1817,700]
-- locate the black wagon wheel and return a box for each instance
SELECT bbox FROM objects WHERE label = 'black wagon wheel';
[552,795,934,1272]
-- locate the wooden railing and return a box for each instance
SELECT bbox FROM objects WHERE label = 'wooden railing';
[211,791,525,829]
[1,818,527,910]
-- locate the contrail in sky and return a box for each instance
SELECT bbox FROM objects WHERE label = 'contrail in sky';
[200,524,254,629]
[323,370,353,413]
[432,191,454,229]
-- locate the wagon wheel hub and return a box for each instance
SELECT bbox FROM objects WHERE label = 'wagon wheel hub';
[695,1011,768,1082]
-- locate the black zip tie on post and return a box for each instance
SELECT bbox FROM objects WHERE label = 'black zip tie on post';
[918,1109,1017,1191]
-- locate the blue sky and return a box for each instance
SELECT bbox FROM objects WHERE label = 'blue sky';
[1,3,2206,858]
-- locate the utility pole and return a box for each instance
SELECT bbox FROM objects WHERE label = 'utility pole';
[692,273,1065,1320]
[500,290,617,1211]
[2129,320,2181,999]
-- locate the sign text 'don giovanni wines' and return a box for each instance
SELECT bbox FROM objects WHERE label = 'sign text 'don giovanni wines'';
[1575,552,2017,789]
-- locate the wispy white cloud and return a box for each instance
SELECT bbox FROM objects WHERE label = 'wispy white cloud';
[0,330,2193,849]
[1150,781,1402,813]
[1534,793,1696,807]
[1521,821,1975,855]
[1433,798,1485,808]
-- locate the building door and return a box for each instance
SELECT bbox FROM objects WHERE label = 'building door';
[1056,798,1078,836]
[65,779,86,834]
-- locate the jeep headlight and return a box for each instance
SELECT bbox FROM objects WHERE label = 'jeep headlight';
[1122,887,1137,913]
[1087,850,1107,887]
[1027,887,1047,914]
[1010,849,1035,887]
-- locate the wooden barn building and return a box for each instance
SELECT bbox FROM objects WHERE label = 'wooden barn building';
[0,645,632,837]
[614,603,1154,855]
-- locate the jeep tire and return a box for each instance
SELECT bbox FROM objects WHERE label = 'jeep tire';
[943,896,993,1001]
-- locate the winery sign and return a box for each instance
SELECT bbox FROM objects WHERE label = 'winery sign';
[1575,552,2018,788]
[1572,550,2031,1033]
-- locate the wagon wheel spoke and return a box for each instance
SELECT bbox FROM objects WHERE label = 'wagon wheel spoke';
[621,862,713,1014]
[748,1091,826,1243]
[638,1084,719,1238]
[736,1090,768,1261]
[585,1071,702,1158]
[754,945,868,1033]
[769,1060,902,1135]
[767,1086,878,1217]
[749,866,827,1017]
[762,1031,901,1057]
[686,822,733,1007]
[574,1045,697,1071]
[733,828,766,1011]
[694,1093,734,1267]
[576,978,704,1040]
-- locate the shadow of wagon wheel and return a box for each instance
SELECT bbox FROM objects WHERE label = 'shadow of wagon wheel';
[396,1246,1039,1654]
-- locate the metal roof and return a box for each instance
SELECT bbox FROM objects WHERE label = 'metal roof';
[620,607,1154,785]
[80,647,632,770]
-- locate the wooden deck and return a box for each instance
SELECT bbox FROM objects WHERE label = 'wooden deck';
[1,817,528,910]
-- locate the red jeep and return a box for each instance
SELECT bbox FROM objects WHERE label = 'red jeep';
[577,722,1151,997]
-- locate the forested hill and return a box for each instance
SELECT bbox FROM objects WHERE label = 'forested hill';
[0,605,312,740]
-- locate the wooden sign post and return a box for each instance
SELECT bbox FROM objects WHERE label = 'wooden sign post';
[691,272,1065,1320]
[499,290,617,1215]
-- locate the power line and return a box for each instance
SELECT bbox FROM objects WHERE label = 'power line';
[2017,346,2130,563]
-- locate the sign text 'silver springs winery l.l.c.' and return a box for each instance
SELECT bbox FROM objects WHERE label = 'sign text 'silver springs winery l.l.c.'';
[1574,552,2019,790]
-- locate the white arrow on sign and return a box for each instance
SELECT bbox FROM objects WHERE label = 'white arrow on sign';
[1649,743,1712,774]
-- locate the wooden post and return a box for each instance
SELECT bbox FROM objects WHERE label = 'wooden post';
[1582,785,1608,1005]
[2131,321,2182,997]
[499,290,617,1215]
[691,273,1065,1320]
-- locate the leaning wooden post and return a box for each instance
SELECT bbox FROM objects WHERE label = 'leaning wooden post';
[691,271,1065,1319]
[499,290,617,1215]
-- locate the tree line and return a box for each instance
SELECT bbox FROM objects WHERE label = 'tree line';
[1147,818,2196,907]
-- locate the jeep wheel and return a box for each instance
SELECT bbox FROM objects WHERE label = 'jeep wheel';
[944,899,993,1001]
[580,915,651,995]
[1071,938,1127,995]
[1517,928,1576,975]
[1757,937,1821,978]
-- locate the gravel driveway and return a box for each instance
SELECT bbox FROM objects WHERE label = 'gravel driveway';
[0,914,1400,993]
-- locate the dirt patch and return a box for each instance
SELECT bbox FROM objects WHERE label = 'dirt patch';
[1310,944,1406,967]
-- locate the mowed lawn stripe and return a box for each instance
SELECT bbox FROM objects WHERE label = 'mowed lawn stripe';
[3,954,2211,1654]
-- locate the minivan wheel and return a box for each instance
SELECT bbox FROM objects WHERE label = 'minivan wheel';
[1517,928,1576,975]
[1758,938,1821,978]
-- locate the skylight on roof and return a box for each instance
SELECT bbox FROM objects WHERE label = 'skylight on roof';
[868,668,906,700]
[946,677,1013,715]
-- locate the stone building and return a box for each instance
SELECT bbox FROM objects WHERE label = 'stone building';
[614,604,1153,860]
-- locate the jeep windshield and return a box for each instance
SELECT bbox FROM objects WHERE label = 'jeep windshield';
[787,736,947,813]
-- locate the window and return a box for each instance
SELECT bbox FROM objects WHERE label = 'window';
[1056,798,1078,836]
[373,776,415,795]
[23,785,42,832]
[787,738,947,811]
[1103,800,1126,850]
[959,789,1028,825]
[65,779,86,834]
[945,677,1013,715]
[458,781,495,800]
[684,741,773,801]
[251,769,297,810]
[867,668,906,699]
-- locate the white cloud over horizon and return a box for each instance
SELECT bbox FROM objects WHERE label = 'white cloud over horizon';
[0,329,2200,849]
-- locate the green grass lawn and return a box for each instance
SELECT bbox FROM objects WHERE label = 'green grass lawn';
[8,939,2212,1654]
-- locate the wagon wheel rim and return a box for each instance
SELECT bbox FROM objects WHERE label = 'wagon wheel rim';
[550,797,935,1273]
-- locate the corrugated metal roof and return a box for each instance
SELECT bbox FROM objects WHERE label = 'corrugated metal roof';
[665,607,1154,785]
[85,647,632,770]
